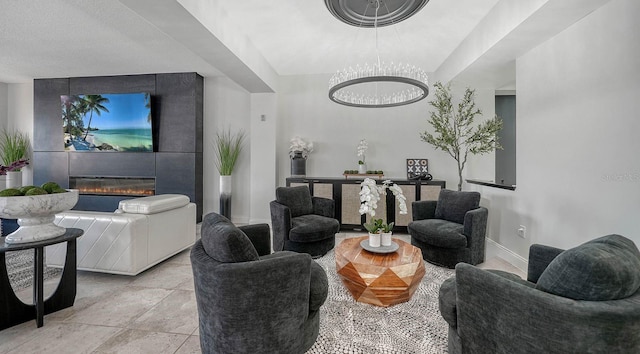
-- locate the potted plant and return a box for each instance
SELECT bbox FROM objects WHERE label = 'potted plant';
[357,139,368,174]
[359,178,407,247]
[420,82,503,191]
[289,136,313,176]
[0,130,31,189]
[213,128,246,219]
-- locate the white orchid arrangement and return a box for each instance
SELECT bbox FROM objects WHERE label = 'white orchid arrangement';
[359,178,407,233]
[289,136,314,158]
[357,139,368,165]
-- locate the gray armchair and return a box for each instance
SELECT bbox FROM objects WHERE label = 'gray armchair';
[408,189,488,268]
[270,185,340,257]
[190,213,329,354]
[439,234,640,354]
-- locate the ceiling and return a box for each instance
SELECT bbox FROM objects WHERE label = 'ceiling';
[0,0,498,84]
[0,0,610,92]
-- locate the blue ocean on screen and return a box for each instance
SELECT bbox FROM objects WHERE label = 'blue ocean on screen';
[91,128,153,152]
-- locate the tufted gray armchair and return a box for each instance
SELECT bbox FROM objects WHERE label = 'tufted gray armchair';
[439,234,640,354]
[408,189,488,268]
[270,185,340,257]
[191,213,329,354]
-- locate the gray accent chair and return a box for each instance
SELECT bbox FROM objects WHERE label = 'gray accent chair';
[190,213,329,354]
[439,234,640,354]
[270,185,340,257]
[408,189,487,268]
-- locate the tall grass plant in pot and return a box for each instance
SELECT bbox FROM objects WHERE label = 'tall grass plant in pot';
[213,128,245,219]
[0,130,31,189]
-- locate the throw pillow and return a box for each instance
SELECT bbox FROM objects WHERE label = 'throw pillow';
[200,213,259,263]
[536,234,640,301]
[276,186,313,217]
[434,189,480,224]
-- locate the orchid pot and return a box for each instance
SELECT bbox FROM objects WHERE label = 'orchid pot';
[368,232,381,248]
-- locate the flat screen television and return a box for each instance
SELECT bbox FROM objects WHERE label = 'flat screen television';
[61,92,153,152]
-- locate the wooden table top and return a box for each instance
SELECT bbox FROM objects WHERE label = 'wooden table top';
[335,236,423,267]
[335,235,425,307]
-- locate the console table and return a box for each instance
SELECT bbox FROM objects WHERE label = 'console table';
[0,228,83,329]
[286,177,446,232]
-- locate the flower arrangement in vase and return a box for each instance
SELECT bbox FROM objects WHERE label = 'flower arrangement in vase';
[357,139,368,174]
[359,178,407,247]
[289,136,313,176]
[289,136,314,158]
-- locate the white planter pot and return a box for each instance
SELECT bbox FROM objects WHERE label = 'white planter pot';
[381,232,392,246]
[358,164,367,174]
[0,175,6,190]
[219,175,232,219]
[368,232,381,248]
[6,171,22,189]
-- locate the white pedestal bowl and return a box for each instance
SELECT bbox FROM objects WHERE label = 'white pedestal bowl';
[0,189,79,244]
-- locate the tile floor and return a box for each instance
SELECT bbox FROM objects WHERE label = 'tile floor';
[1,231,525,353]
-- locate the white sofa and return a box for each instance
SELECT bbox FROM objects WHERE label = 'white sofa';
[46,194,196,275]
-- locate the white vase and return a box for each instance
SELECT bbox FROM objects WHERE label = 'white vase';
[368,232,381,247]
[381,232,392,247]
[6,171,22,189]
[219,175,232,219]
[358,164,367,174]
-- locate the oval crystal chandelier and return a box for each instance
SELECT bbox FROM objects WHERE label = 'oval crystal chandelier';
[326,0,430,108]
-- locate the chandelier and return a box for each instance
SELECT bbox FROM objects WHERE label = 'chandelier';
[326,0,430,108]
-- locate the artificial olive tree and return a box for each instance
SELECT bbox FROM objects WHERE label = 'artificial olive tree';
[420,82,503,191]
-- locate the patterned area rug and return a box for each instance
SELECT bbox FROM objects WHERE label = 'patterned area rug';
[307,248,455,354]
[5,249,62,291]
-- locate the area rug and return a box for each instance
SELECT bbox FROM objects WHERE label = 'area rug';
[307,248,455,354]
[5,249,61,291]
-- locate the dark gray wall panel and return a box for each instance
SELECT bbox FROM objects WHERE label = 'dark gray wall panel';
[156,152,202,221]
[69,152,155,177]
[33,73,203,216]
[34,79,69,152]
[75,195,128,212]
[156,73,199,153]
[69,75,156,95]
[33,152,69,187]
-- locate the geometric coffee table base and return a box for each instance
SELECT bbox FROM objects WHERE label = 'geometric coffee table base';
[336,236,425,307]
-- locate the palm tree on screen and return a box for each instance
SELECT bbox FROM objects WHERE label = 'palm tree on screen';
[81,95,110,141]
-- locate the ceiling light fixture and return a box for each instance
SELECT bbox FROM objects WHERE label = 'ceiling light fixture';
[326,0,430,108]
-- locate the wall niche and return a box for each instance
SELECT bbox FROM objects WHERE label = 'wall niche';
[33,73,204,221]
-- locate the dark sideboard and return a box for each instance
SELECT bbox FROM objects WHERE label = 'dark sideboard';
[285,177,446,232]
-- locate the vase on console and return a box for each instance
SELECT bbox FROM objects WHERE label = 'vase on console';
[290,151,306,176]
[289,136,313,177]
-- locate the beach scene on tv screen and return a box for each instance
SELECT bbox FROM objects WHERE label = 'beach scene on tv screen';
[61,92,153,152]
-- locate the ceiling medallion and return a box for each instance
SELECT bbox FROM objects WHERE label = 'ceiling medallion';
[324,0,429,27]
[326,0,430,108]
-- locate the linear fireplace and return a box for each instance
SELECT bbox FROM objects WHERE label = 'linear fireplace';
[69,176,155,197]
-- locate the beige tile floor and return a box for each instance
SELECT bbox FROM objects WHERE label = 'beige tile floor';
[1,231,525,353]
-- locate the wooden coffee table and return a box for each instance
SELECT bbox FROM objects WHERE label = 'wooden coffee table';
[335,236,425,307]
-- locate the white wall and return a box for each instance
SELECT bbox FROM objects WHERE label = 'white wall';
[249,93,277,224]
[7,83,34,186]
[275,73,497,190]
[0,83,8,129]
[470,0,640,269]
[203,77,252,223]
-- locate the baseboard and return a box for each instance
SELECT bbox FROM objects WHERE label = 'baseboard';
[485,238,528,273]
